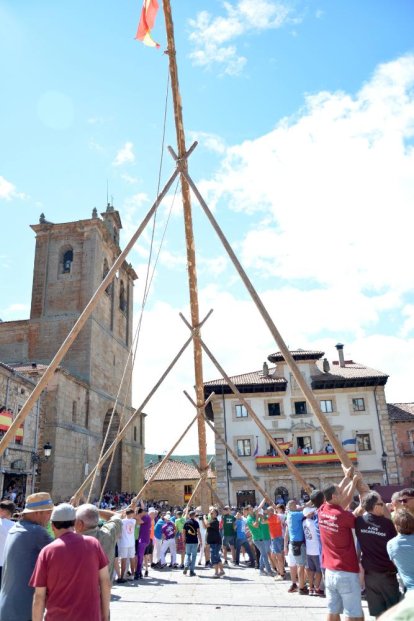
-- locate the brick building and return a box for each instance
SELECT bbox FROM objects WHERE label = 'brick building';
[204,344,398,506]
[0,206,144,501]
[388,403,414,486]
[144,458,216,507]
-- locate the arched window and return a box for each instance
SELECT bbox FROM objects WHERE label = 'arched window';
[62,248,73,274]
[119,280,127,312]
[103,258,112,295]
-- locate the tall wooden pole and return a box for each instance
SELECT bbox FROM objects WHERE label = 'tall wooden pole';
[162,0,208,508]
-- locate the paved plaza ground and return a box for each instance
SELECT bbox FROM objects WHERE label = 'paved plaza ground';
[110,562,371,621]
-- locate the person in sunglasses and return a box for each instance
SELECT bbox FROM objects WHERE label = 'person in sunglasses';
[395,489,414,517]
[355,492,400,618]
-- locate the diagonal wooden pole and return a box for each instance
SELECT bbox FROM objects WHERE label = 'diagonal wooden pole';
[162,0,209,510]
[184,456,214,515]
[179,166,354,470]
[72,332,193,502]
[180,315,312,494]
[0,167,180,457]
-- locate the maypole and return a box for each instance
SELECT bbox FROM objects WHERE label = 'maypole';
[161,0,209,509]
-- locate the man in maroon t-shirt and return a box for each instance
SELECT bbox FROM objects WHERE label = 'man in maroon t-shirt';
[318,476,364,621]
[30,503,111,621]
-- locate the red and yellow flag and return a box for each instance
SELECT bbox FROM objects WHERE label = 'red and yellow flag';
[135,0,160,48]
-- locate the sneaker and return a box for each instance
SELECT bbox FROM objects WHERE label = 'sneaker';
[224,560,228,565]
[212,574,220,578]
[274,574,284,581]
[219,570,225,576]
[144,570,148,577]
[288,583,298,593]
[179,564,184,569]
[190,571,196,577]
[299,587,309,595]
[314,589,325,598]
[205,560,211,567]
[116,578,127,584]
[183,567,188,575]
[309,588,315,596]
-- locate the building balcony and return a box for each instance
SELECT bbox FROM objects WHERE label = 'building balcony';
[399,442,414,456]
[256,451,358,469]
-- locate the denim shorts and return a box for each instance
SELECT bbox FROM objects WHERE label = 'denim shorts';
[306,554,321,573]
[325,569,363,617]
[210,543,221,565]
[289,541,306,566]
[223,535,236,547]
[271,537,284,554]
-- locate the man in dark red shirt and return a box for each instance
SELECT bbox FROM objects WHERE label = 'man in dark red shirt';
[30,503,111,621]
[318,474,363,621]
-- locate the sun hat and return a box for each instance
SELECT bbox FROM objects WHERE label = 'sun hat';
[51,503,76,522]
[22,492,54,514]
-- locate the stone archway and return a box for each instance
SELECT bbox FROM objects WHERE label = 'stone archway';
[101,410,122,493]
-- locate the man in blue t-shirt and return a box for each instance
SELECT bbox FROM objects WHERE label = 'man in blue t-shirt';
[234,511,254,566]
[284,499,307,594]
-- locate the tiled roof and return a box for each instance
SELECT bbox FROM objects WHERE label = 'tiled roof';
[204,368,286,387]
[313,361,388,380]
[268,350,325,362]
[387,403,414,422]
[144,458,215,482]
[10,363,49,373]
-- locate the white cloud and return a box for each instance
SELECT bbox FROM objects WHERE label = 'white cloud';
[113,142,135,166]
[0,176,26,201]
[188,130,227,154]
[188,0,293,75]
[121,173,139,185]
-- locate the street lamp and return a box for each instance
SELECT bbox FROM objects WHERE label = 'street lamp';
[226,460,232,505]
[31,441,53,464]
[381,451,389,485]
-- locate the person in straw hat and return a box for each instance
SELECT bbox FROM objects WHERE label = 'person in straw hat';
[0,491,54,621]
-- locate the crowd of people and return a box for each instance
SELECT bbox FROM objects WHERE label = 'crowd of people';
[0,470,412,620]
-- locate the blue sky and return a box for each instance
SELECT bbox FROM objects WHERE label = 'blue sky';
[1,0,414,454]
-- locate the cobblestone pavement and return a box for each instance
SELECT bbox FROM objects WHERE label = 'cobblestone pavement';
[110,562,370,621]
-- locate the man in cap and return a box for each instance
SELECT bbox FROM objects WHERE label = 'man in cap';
[75,502,122,582]
[30,503,110,621]
[0,492,53,621]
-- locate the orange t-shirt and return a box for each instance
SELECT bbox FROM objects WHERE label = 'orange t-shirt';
[267,514,282,538]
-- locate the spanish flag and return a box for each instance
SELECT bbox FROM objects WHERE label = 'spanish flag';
[135,0,160,48]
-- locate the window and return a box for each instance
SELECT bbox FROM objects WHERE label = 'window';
[353,398,365,412]
[294,401,307,415]
[267,403,281,416]
[62,248,73,274]
[235,404,248,418]
[356,433,371,451]
[103,259,112,295]
[269,437,284,454]
[119,280,127,312]
[184,484,193,495]
[320,399,333,413]
[237,439,251,456]
[72,401,77,424]
[297,436,312,450]
[134,426,137,442]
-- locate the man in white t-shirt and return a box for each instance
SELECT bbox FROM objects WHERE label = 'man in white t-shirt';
[0,500,15,586]
[118,509,137,582]
[303,506,322,596]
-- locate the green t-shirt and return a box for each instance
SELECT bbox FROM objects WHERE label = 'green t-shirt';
[174,517,186,534]
[246,514,262,541]
[259,517,270,541]
[223,514,236,537]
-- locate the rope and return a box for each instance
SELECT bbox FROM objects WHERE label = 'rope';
[90,66,173,503]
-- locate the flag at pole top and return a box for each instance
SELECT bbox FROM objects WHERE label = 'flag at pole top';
[135,0,160,48]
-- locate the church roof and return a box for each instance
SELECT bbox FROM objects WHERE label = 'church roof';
[144,458,215,482]
[387,403,414,422]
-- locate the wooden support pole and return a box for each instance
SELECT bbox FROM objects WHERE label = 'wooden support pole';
[162,0,209,510]
[0,168,180,458]
[72,332,193,502]
[183,391,272,504]
[133,413,198,502]
[180,167,354,470]
[180,316,312,494]
[184,456,214,514]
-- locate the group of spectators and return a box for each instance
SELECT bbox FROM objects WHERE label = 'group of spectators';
[0,475,412,620]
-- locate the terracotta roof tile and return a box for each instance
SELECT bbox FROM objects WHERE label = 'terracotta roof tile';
[268,350,325,362]
[387,403,414,422]
[313,361,388,381]
[144,458,215,482]
[204,368,286,387]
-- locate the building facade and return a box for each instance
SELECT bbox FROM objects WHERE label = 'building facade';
[0,206,145,501]
[388,403,414,486]
[204,344,398,506]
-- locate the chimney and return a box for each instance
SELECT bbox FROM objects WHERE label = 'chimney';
[157,454,162,462]
[335,343,345,368]
[262,362,269,377]
[31,362,37,369]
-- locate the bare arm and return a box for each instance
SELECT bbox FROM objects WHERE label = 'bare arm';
[98,508,119,520]
[340,473,360,509]
[338,465,354,494]
[32,587,47,621]
[258,498,266,510]
[99,566,111,621]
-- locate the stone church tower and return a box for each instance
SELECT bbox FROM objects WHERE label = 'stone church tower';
[0,206,144,500]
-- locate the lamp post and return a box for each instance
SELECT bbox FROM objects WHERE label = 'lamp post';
[31,441,53,464]
[381,451,389,485]
[226,460,232,504]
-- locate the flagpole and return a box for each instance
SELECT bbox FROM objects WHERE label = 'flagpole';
[162,0,209,510]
